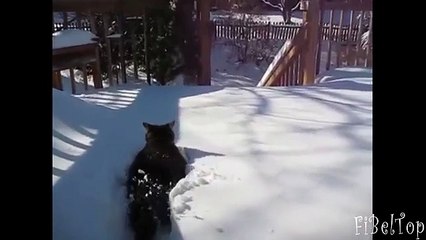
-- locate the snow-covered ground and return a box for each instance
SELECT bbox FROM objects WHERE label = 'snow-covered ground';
[211,42,272,87]
[53,67,372,240]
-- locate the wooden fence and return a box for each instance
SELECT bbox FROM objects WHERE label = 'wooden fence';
[54,20,362,43]
[213,21,300,40]
[212,20,360,42]
[53,21,91,32]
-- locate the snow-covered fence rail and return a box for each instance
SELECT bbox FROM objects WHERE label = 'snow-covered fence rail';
[212,20,360,42]
[213,21,300,40]
[53,21,91,32]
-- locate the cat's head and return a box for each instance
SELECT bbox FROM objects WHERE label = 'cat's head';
[143,121,175,145]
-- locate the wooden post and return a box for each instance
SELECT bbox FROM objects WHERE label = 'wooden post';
[131,22,139,80]
[336,10,344,67]
[69,68,76,94]
[76,12,82,29]
[63,12,68,30]
[315,0,324,74]
[52,14,55,32]
[117,12,127,84]
[355,10,364,66]
[198,0,211,85]
[346,10,355,66]
[302,0,320,85]
[93,46,103,89]
[325,9,334,70]
[144,8,151,85]
[297,54,303,85]
[89,12,98,35]
[82,64,88,90]
[52,71,63,90]
[365,12,373,67]
[103,14,114,86]
[302,7,308,23]
[267,22,271,40]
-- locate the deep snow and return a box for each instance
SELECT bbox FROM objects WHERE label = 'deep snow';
[53,67,372,240]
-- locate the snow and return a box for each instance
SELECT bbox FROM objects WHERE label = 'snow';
[53,68,372,240]
[211,42,272,87]
[107,33,123,39]
[53,29,98,49]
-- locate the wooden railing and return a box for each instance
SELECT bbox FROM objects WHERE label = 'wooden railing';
[258,0,320,87]
[257,23,309,86]
[258,0,372,87]
[319,0,373,71]
[53,11,131,87]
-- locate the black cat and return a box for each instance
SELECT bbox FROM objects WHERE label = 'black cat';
[127,121,187,240]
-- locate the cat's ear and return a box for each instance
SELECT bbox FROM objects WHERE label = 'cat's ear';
[143,122,150,130]
[168,121,175,128]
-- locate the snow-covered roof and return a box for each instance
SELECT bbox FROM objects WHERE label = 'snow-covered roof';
[53,0,169,12]
[52,29,98,49]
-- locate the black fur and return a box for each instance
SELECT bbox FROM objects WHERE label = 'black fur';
[127,121,187,240]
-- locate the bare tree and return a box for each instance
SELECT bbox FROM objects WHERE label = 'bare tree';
[260,0,300,24]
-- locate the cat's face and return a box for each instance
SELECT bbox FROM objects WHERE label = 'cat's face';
[143,121,175,144]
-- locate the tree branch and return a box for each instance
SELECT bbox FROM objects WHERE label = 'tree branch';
[260,0,283,11]
[291,1,301,11]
